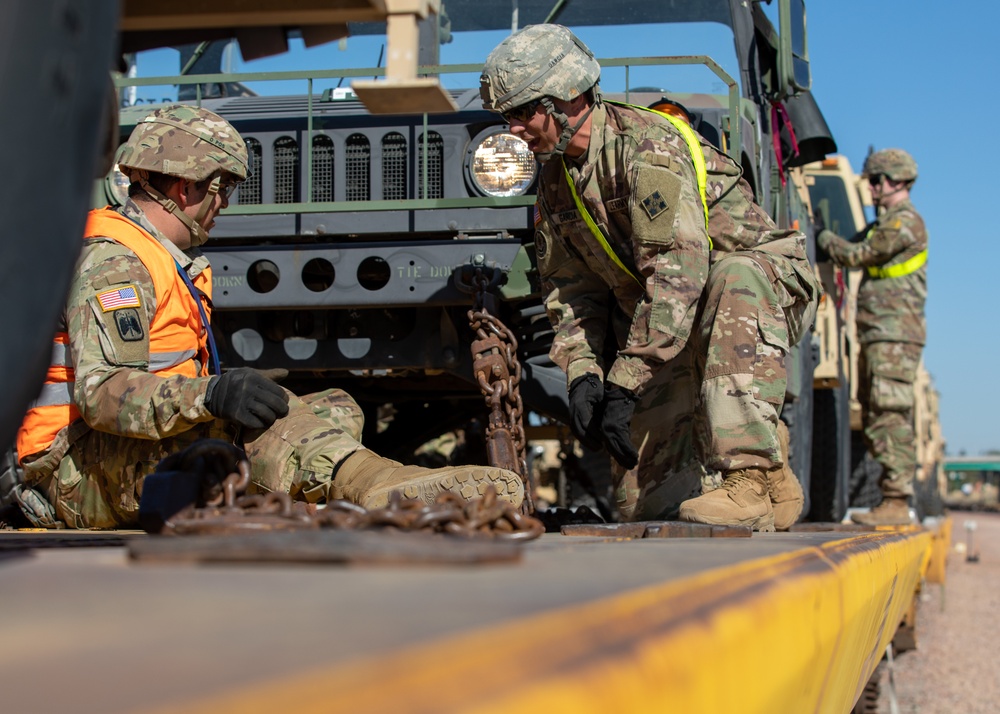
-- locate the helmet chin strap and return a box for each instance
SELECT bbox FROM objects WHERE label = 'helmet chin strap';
[535,95,598,162]
[138,174,221,247]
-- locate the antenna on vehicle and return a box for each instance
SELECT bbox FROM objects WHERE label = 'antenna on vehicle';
[543,0,569,24]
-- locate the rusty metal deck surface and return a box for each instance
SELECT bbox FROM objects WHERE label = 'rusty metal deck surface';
[0,530,921,713]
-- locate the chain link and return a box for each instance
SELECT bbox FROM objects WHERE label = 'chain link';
[161,461,544,541]
[465,267,533,512]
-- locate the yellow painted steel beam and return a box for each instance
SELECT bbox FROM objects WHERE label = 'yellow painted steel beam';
[148,530,932,714]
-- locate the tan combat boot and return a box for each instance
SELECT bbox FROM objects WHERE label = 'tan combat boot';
[850,497,911,526]
[769,421,804,530]
[678,468,776,532]
[332,450,524,509]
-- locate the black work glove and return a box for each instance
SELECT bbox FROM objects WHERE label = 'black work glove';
[142,440,251,532]
[155,439,249,502]
[600,386,639,470]
[205,367,290,430]
[812,209,826,235]
[568,373,605,450]
[253,367,289,383]
[813,211,831,262]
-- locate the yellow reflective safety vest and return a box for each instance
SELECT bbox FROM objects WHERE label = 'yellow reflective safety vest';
[860,226,928,279]
[17,209,213,462]
[867,249,928,279]
[561,101,711,288]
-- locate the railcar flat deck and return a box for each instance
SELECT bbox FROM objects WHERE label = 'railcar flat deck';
[0,526,936,714]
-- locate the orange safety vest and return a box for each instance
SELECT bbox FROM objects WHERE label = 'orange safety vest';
[17,208,213,461]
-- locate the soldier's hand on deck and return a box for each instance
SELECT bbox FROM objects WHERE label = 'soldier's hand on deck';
[205,367,290,430]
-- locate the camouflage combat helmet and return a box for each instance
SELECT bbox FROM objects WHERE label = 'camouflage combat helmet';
[480,24,600,113]
[480,24,601,159]
[118,104,250,183]
[863,148,918,183]
[118,105,251,246]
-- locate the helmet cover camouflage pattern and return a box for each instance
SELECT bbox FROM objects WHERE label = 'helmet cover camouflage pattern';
[863,148,917,182]
[480,24,601,113]
[117,104,251,183]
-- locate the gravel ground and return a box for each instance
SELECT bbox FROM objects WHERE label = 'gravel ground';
[873,510,1000,713]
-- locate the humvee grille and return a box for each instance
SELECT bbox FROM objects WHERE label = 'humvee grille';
[382,132,407,201]
[346,133,371,201]
[418,132,444,200]
[273,136,299,204]
[231,129,448,205]
[239,138,263,205]
[311,134,334,202]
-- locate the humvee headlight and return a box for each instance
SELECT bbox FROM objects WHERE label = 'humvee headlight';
[105,163,130,207]
[467,130,537,197]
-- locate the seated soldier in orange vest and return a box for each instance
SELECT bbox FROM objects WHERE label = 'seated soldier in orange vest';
[15,105,523,529]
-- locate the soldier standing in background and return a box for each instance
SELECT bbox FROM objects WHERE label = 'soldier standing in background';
[817,149,927,525]
[481,25,820,530]
[14,105,522,529]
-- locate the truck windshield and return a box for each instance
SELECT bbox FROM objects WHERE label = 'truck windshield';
[809,175,861,238]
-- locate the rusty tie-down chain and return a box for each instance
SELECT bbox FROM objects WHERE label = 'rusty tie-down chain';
[156,460,544,541]
[466,267,532,512]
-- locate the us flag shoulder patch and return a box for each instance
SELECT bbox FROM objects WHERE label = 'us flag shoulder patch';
[534,202,542,227]
[96,285,141,312]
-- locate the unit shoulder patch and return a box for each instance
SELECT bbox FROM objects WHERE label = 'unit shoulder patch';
[534,230,548,259]
[113,308,144,342]
[631,164,682,246]
[641,190,669,220]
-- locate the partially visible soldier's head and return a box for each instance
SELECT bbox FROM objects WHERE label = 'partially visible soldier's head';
[649,97,694,127]
[480,24,601,160]
[862,148,917,207]
[117,104,251,247]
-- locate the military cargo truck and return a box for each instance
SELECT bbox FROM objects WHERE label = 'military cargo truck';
[107,0,841,516]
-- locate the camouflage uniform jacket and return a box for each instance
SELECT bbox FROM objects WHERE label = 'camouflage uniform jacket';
[818,199,927,345]
[65,199,216,448]
[535,101,816,394]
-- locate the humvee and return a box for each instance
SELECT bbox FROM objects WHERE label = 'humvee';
[108,0,846,517]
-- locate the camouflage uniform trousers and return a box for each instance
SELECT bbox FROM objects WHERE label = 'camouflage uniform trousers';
[24,388,365,529]
[858,340,922,498]
[614,252,815,521]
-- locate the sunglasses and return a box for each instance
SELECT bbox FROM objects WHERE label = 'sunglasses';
[867,174,884,187]
[502,99,542,123]
[218,179,240,199]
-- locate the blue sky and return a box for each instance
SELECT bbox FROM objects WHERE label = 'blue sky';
[132,1,995,455]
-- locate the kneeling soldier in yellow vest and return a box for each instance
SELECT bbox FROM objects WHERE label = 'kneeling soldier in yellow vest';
[480,25,820,530]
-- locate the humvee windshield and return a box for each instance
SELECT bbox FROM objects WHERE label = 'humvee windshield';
[809,175,862,238]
